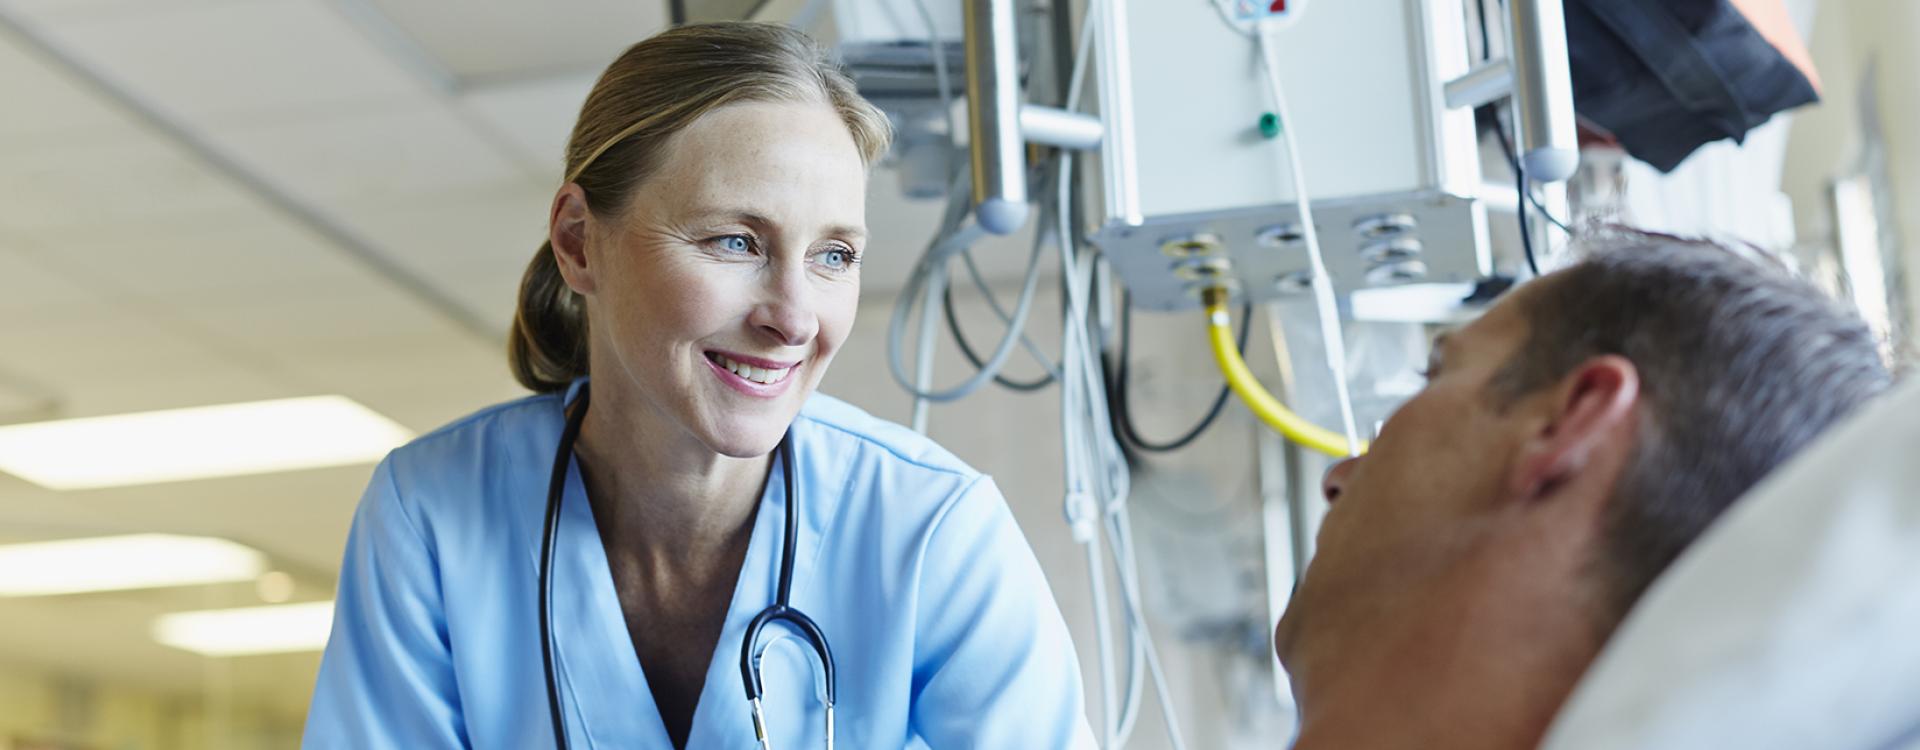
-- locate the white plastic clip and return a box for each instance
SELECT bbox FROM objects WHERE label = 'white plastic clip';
[1063,491,1098,542]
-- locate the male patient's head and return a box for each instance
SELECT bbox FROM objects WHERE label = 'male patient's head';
[1274,231,1892,747]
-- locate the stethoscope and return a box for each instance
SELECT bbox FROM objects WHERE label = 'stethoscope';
[539,383,837,749]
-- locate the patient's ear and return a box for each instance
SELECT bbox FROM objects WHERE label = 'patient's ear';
[1507,355,1641,504]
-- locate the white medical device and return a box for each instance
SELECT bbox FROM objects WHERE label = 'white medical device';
[1087,0,1489,310]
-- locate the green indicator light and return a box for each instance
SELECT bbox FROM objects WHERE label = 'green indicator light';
[1259,112,1281,139]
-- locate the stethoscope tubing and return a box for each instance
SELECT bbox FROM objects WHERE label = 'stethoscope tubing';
[540,384,835,749]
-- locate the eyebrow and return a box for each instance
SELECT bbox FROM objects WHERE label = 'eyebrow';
[689,208,867,242]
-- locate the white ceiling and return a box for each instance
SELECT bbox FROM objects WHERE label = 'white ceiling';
[0,0,1044,721]
[0,0,605,720]
[361,0,669,82]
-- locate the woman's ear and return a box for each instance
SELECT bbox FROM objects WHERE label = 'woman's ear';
[549,184,595,296]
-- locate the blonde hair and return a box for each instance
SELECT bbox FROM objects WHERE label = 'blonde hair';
[509,22,893,393]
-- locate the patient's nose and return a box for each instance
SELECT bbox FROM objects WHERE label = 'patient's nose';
[1323,458,1357,505]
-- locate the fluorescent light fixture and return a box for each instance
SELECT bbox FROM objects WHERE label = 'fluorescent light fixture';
[0,534,267,596]
[153,601,334,657]
[0,395,413,490]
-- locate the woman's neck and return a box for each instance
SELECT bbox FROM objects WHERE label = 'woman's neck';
[572,383,771,574]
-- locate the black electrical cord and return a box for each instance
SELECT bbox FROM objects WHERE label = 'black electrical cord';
[1476,0,1571,274]
[1475,0,1495,62]
[1516,156,1542,277]
[1495,121,1574,234]
[943,259,1057,392]
[1107,291,1253,454]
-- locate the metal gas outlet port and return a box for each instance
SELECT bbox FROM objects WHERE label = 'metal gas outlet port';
[1352,212,1418,239]
[1159,232,1225,258]
[1359,237,1424,264]
[1255,222,1306,248]
[1365,259,1429,285]
[1172,256,1235,281]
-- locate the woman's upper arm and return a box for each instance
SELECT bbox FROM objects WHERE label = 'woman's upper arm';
[304,457,469,748]
[908,476,1097,748]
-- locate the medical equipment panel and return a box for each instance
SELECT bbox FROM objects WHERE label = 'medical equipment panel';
[1091,0,1489,311]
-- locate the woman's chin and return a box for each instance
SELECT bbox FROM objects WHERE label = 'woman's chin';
[698,419,794,459]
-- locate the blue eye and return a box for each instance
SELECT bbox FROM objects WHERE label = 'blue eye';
[717,235,752,253]
[818,246,858,270]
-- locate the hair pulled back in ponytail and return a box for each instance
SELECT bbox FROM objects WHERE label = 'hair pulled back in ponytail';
[508,241,590,392]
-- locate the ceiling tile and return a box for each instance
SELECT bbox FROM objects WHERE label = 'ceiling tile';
[17,213,368,301]
[364,0,667,82]
[0,0,227,23]
[163,278,480,359]
[216,101,526,205]
[273,334,511,413]
[0,133,261,237]
[346,365,528,433]
[0,305,241,408]
[335,181,550,275]
[456,72,594,172]
[0,247,106,313]
[425,267,521,335]
[328,181,549,333]
[0,24,145,146]
[33,0,422,123]
[28,364,295,422]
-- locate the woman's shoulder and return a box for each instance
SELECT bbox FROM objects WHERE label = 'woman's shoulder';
[795,392,979,483]
[794,393,1011,549]
[376,390,562,498]
[395,390,559,456]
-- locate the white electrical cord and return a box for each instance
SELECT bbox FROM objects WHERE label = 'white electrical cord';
[885,0,1058,405]
[1053,4,1132,744]
[910,264,946,433]
[958,247,1066,380]
[915,0,1062,382]
[883,0,1192,744]
[907,0,954,436]
[885,170,1051,403]
[1060,3,1191,747]
[1057,151,1188,750]
[1252,23,1364,456]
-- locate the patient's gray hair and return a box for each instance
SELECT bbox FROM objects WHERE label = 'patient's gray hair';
[1487,229,1894,629]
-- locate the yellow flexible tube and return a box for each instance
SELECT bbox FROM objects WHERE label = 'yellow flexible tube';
[1202,287,1366,458]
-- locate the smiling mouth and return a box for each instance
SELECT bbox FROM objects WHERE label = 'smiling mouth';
[705,351,796,386]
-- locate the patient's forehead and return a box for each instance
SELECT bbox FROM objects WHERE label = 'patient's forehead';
[1442,277,1547,368]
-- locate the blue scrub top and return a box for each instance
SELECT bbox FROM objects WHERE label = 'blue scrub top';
[304,380,1096,748]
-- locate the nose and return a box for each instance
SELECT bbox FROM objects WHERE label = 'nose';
[1322,457,1358,505]
[747,263,819,348]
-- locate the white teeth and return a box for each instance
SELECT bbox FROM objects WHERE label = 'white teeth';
[713,354,791,385]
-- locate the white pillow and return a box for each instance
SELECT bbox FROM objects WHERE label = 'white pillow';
[1542,378,1920,750]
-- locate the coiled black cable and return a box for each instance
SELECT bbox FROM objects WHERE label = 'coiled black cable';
[943,270,1056,392]
[1107,291,1252,454]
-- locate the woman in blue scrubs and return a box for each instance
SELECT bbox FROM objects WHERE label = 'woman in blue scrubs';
[304,22,1094,749]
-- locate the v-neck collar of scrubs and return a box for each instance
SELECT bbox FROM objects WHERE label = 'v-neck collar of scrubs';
[532,379,807,749]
